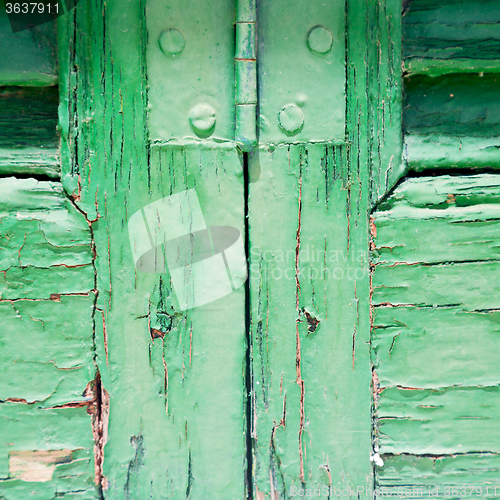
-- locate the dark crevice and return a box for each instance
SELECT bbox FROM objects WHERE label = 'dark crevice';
[243,150,254,500]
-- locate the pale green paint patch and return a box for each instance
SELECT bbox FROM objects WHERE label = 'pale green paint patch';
[0,405,96,499]
[373,307,500,388]
[378,386,500,454]
[373,174,500,264]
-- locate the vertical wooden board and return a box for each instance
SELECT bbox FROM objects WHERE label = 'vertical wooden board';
[249,144,372,496]
[133,145,246,498]
[61,1,248,488]
[61,0,247,495]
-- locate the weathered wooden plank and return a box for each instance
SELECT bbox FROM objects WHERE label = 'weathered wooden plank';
[403,0,500,77]
[0,295,95,406]
[249,144,372,494]
[60,0,247,493]
[403,74,500,138]
[0,87,60,149]
[0,177,94,299]
[404,134,500,170]
[0,9,58,86]
[378,453,500,496]
[377,386,500,455]
[0,404,96,499]
[0,148,60,178]
[144,145,246,497]
[0,266,94,299]
[0,178,92,268]
[372,260,500,309]
[372,306,500,388]
[372,174,500,264]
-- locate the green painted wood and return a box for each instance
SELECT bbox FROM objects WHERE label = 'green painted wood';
[0,405,97,499]
[365,0,405,206]
[372,175,500,264]
[403,0,500,77]
[60,1,247,496]
[249,144,372,496]
[0,173,98,496]
[372,307,500,388]
[371,172,500,486]
[0,178,92,269]
[378,386,500,454]
[372,260,500,309]
[403,74,500,138]
[0,296,95,406]
[379,453,500,496]
[0,148,60,178]
[0,87,60,148]
[404,134,500,171]
[0,9,58,86]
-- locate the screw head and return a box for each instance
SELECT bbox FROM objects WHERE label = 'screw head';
[307,25,333,54]
[158,29,186,56]
[278,104,304,136]
[189,104,216,138]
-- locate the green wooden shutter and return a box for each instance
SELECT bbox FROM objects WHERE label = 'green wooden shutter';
[0,8,99,499]
[371,0,500,493]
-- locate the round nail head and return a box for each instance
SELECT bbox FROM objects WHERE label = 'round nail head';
[189,104,216,138]
[159,29,185,55]
[307,25,333,54]
[278,104,304,136]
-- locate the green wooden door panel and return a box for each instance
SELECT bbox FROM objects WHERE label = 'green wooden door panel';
[59,1,247,496]
[12,0,500,496]
[248,144,372,496]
